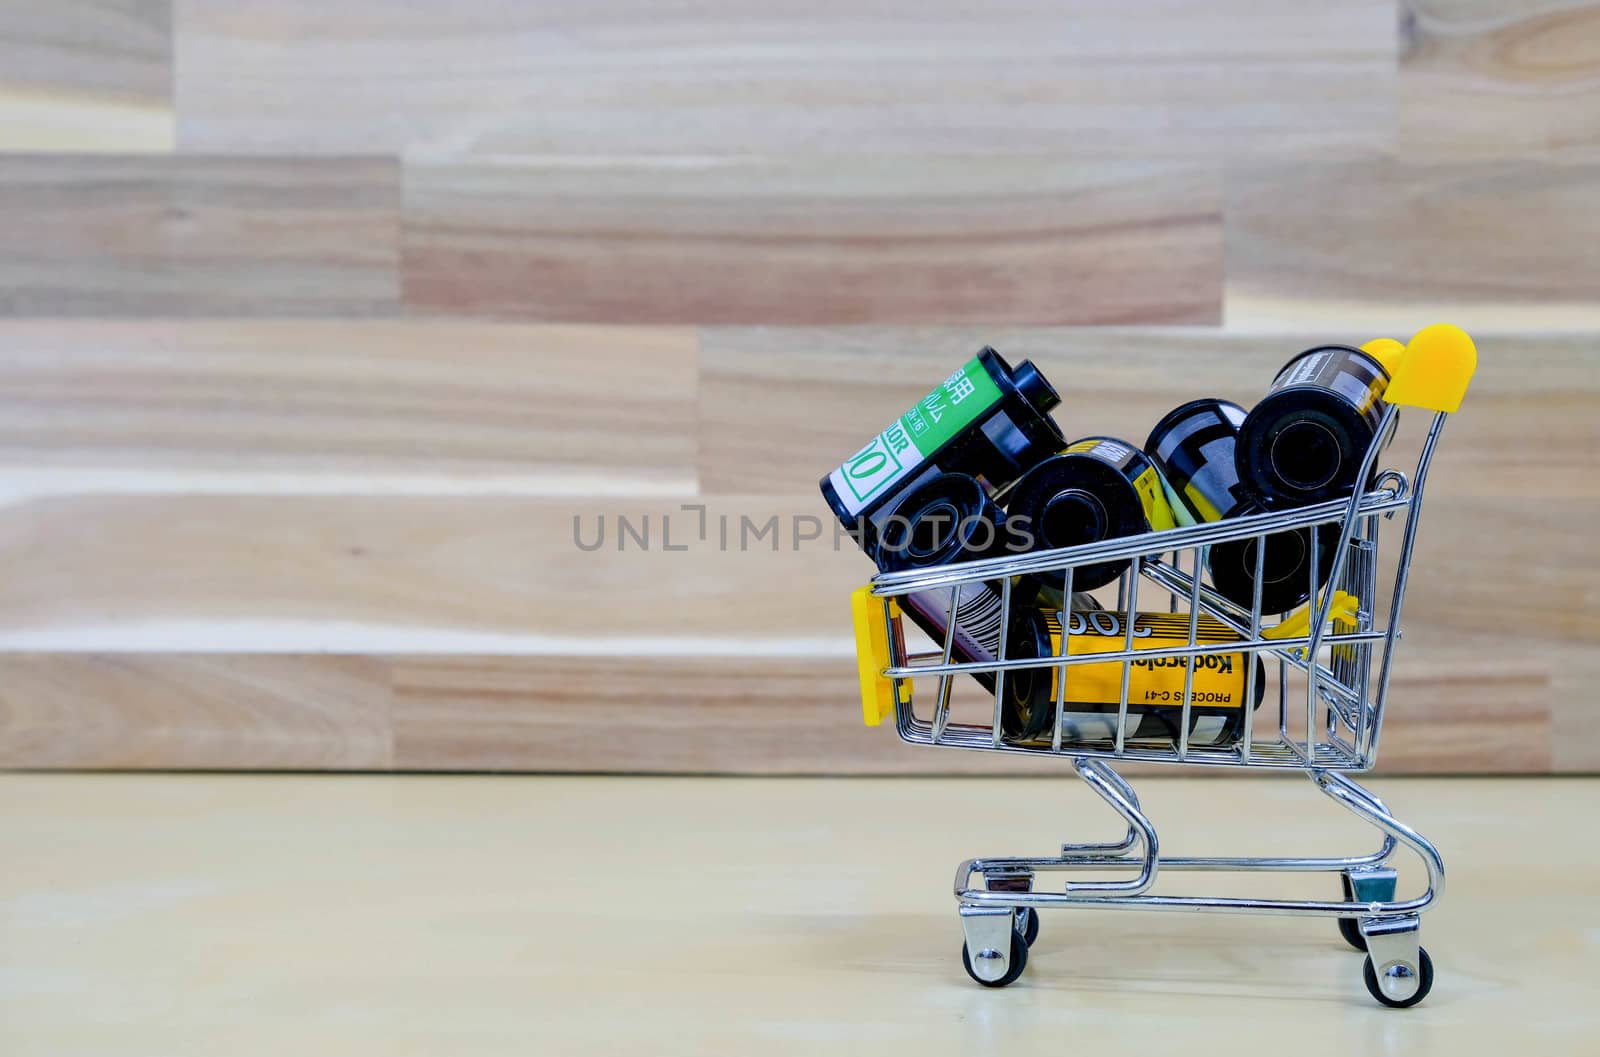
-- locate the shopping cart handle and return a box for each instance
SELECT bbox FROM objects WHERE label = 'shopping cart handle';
[1359,337,1404,375]
[1381,324,1477,414]
[851,584,900,726]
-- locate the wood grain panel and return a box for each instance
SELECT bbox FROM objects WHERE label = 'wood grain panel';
[703,328,1302,495]
[388,654,1063,775]
[0,495,862,649]
[53,492,1576,655]
[174,0,1395,158]
[0,644,1556,773]
[0,322,697,494]
[1401,0,1600,160]
[0,654,390,768]
[0,488,1579,774]
[0,156,400,317]
[0,2,1591,775]
[0,327,1587,772]
[1225,160,1600,330]
[390,647,1554,774]
[402,157,1222,324]
[1545,637,1600,771]
[0,1,173,152]
[701,328,1597,500]
[45,490,1556,655]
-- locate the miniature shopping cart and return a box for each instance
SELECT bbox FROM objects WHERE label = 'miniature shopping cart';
[849,329,1476,1008]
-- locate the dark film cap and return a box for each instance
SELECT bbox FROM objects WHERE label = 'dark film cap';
[1011,359,1059,414]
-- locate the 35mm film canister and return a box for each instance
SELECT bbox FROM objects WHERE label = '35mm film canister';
[1004,436,1177,592]
[1146,398,1251,522]
[1000,609,1264,747]
[1237,346,1392,508]
[1207,507,1338,617]
[876,474,1012,692]
[820,348,1064,569]
[876,472,1009,572]
[1146,398,1336,615]
[873,473,1101,704]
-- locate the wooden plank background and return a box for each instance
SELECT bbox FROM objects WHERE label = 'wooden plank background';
[0,0,1594,772]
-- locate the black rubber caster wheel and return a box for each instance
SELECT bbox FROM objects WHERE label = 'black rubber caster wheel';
[1014,907,1040,947]
[1338,875,1367,951]
[1363,947,1433,1008]
[961,932,1028,988]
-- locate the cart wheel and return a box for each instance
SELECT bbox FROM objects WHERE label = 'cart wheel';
[1363,947,1433,1008]
[962,932,1028,988]
[1014,907,1040,947]
[1337,874,1366,951]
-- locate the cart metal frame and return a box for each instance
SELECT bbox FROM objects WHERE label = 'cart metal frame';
[851,336,1475,1006]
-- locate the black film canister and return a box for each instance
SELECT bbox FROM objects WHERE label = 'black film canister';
[1145,398,1250,522]
[1207,507,1338,616]
[1004,437,1176,591]
[876,473,1008,573]
[1237,346,1392,508]
[1146,397,1337,615]
[877,473,1012,694]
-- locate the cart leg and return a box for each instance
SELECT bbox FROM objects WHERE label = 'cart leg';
[1316,772,1440,1008]
[1315,771,1444,911]
[959,905,1028,987]
[1062,759,1159,895]
[1360,915,1433,1008]
[1060,761,1142,858]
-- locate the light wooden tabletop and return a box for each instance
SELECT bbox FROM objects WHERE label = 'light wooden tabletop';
[0,773,1590,1055]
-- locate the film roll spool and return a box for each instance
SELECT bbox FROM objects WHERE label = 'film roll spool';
[820,347,1064,569]
[1146,398,1336,615]
[1237,345,1392,508]
[1004,436,1177,592]
[999,609,1264,746]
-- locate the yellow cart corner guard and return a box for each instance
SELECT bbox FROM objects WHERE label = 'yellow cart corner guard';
[851,584,901,726]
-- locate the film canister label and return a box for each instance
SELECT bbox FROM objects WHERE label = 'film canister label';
[825,358,1004,517]
[1276,347,1387,418]
[1002,608,1264,746]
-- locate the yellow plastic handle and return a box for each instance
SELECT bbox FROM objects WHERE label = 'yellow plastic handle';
[1359,338,1405,376]
[851,584,900,726]
[1379,324,1477,413]
[1263,590,1361,644]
